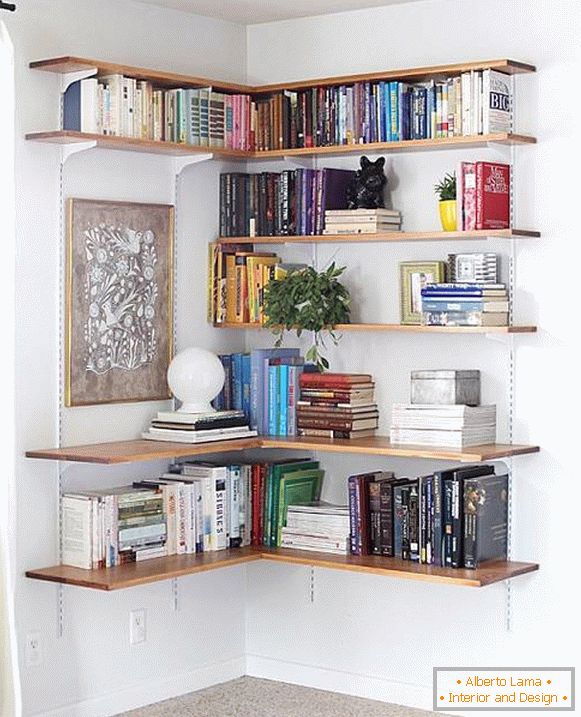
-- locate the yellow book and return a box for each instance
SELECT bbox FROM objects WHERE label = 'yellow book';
[225,254,237,323]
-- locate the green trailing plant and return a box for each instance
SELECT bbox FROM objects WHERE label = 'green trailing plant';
[434,171,456,201]
[263,263,351,371]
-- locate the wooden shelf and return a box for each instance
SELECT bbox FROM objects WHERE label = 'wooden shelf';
[26,131,536,160]
[25,546,538,590]
[30,56,535,94]
[214,322,537,334]
[219,229,540,244]
[25,435,539,465]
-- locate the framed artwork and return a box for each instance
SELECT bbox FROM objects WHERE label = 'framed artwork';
[399,261,446,325]
[65,198,174,406]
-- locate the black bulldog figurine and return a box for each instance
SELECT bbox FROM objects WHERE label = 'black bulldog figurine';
[347,156,387,209]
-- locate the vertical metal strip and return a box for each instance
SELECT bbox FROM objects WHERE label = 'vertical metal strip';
[57,159,65,637]
[309,566,315,603]
[171,167,180,610]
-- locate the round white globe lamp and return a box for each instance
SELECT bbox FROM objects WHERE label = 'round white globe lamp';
[167,348,225,414]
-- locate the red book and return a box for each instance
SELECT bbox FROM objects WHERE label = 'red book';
[300,373,373,387]
[475,161,511,229]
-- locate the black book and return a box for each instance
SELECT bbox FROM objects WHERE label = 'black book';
[408,480,420,562]
[394,483,411,559]
[463,474,509,569]
[368,472,396,555]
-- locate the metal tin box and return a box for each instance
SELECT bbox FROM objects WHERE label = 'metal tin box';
[410,370,481,406]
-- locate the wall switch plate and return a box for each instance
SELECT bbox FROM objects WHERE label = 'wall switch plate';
[25,632,42,666]
[129,609,146,645]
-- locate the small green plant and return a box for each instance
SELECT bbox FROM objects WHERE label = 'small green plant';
[434,171,456,201]
[263,263,351,371]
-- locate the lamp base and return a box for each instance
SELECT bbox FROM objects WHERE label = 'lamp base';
[177,401,216,414]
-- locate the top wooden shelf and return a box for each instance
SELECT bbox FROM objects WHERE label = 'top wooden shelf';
[30,56,535,94]
[25,435,540,465]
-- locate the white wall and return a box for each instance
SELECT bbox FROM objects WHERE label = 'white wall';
[245,0,581,710]
[6,1,248,715]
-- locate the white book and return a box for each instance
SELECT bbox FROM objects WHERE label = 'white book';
[461,71,471,136]
[156,409,244,423]
[100,74,123,136]
[62,495,93,569]
[80,78,99,134]
[141,428,257,444]
[482,69,513,134]
[322,225,401,235]
[389,426,496,448]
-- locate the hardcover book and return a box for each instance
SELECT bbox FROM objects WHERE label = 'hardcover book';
[475,162,511,230]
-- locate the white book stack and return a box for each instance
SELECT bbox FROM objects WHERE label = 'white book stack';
[390,404,496,448]
[281,502,350,555]
[142,409,257,444]
[323,208,402,235]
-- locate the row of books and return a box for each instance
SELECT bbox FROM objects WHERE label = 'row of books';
[219,169,355,237]
[456,161,511,231]
[213,349,313,436]
[421,282,509,327]
[63,68,512,150]
[347,464,508,568]
[142,408,257,445]
[61,457,323,569]
[208,244,306,324]
[297,373,379,440]
[390,404,496,448]
[63,77,254,149]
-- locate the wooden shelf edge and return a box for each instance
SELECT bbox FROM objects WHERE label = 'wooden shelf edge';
[213,322,537,334]
[29,57,536,95]
[219,229,541,244]
[25,547,539,590]
[26,131,537,159]
[25,436,540,465]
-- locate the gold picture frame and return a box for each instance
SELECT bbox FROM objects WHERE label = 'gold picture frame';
[399,261,446,325]
[65,198,174,406]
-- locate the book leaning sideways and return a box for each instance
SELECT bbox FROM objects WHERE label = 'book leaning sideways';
[142,409,257,443]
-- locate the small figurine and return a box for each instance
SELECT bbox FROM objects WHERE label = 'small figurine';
[346,156,387,209]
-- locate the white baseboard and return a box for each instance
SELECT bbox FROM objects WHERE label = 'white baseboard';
[245,654,433,711]
[31,656,246,717]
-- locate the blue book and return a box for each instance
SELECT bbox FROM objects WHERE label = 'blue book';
[250,348,300,432]
[241,354,251,422]
[278,365,289,436]
[422,300,486,312]
[63,80,82,131]
[389,82,399,141]
[232,353,244,411]
[267,364,279,436]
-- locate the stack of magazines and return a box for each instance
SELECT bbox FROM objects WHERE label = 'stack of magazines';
[142,409,257,444]
[390,404,496,448]
[281,502,350,554]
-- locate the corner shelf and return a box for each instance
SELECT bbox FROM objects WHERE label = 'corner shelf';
[213,322,537,334]
[25,435,540,465]
[25,547,538,591]
[219,229,540,244]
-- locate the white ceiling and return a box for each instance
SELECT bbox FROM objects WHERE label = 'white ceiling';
[136,0,419,25]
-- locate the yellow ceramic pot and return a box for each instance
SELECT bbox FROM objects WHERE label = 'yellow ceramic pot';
[439,199,457,232]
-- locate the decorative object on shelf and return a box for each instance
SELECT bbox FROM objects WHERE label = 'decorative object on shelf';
[434,171,457,231]
[263,263,351,371]
[167,347,225,414]
[346,156,387,209]
[411,370,481,407]
[448,252,499,284]
[399,261,446,325]
[65,199,174,406]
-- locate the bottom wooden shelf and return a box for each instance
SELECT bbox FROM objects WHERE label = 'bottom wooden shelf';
[26,546,538,591]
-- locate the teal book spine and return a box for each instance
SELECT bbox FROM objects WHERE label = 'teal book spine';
[278,364,289,436]
[268,364,279,436]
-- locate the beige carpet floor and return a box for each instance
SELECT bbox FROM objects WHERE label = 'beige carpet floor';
[119,676,436,717]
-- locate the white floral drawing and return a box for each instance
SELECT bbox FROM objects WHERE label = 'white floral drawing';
[83,223,159,374]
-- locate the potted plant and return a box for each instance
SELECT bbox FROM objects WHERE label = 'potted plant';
[263,263,351,371]
[434,171,457,231]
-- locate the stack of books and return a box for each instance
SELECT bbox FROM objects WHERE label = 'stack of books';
[390,404,496,448]
[219,169,355,237]
[347,465,508,568]
[281,502,350,555]
[214,349,308,436]
[323,208,402,235]
[62,486,168,569]
[421,282,509,327]
[142,409,257,444]
[297,373,379,439]
[456,161,511,231]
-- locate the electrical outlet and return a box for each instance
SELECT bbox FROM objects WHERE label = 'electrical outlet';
[129,609,146,645]
[25,632,42,666]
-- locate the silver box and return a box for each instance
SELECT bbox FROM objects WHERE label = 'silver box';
[410,370,481,406]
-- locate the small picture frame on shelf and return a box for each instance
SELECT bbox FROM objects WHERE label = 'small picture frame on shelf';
[448,252,499,284]
[65,198,175,406]
[399,261,446,325]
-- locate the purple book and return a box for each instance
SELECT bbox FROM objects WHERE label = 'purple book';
[319,168,356,233]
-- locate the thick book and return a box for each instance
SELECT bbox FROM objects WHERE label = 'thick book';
[142,429,257,444]
[300,373,373,388]
[482,70,513,134]
[463,473,508,568]
[475,162,511,230]
[63,78,100,134]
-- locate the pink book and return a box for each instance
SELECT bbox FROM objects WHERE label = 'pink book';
[462,162,477,231]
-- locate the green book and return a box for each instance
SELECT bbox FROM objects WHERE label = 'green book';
[263,459,318,547]
[276,469,324,547]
